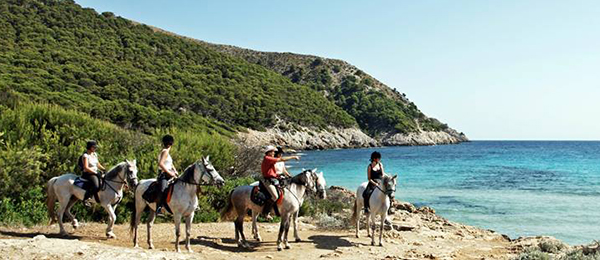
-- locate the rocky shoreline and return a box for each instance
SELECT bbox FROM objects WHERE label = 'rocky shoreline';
[238,126,468,150]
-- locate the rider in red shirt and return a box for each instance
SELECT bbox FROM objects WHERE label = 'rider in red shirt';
[261,145,299,216]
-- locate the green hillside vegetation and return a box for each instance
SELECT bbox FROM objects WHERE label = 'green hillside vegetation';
[0,93,243,225]
[0,0,356,134]
[205,47,450,135]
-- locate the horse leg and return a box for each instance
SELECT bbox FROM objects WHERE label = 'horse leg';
[355,200,362,238]
[251,210,261,241]
[235,215,249,248]
[370,214,376,246]
[185,212,194,253]
[132,201,145,248]
[293,211,302,242]
[276,215,288,251]
[102,204,117,239]
[56,197,69,236]
[284,214,292,249]
[65,196,79,229]
[174,212,182,252]
[379,212,385,246]
[366,211,371,238]
[147,210,156,249]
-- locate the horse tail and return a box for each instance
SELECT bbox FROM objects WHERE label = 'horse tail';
[46,177,58,224]
[129,184,139,235]
[220,189,235,221]
[350,198,358,225]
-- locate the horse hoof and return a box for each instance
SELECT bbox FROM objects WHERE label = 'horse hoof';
[379,243,383,247]
[355,235,359,238]
[371,241,375,246]
[295,238,301,242]
[277,247,282,251]
[149,245,155,249]
[187,249,194,253]
[106,233,116,239]
[59,231,69,237]
[133,244,139,249]
[255,237,262,242]
[285,245,291,249]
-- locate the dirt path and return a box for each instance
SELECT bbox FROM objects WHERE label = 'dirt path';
[0,218,514,260]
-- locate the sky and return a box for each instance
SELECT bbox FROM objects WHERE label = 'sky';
[76,0,600,140]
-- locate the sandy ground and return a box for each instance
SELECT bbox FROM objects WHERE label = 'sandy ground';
[0,217,515,260]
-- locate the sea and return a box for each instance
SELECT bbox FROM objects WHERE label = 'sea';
[286,141,600,245]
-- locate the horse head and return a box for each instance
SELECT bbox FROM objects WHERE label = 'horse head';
[308,168,327,199]
[124,159,139,188]
[383,174,397,199]
[197,155,225,187]
[316,171,327,199]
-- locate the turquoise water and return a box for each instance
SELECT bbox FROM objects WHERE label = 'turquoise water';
[286,141,600,245]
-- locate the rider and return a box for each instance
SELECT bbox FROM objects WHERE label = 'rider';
[156,134,178,215]
[82,140,106,206]
[274,147,292,178]
[363,151,385,213]
[261,145,299,216]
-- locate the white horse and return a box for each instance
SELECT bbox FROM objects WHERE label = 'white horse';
[221,169,326,251]
[130,156,224,252]
[46,160,139,238]
[351,174,397,246]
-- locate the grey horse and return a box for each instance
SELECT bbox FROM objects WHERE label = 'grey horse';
[351,174,397,246]
[130,156,225,252]
[46,160,139,238]
[221,169,326,251]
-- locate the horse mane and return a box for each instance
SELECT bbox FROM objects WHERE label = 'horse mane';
[179,163,196,183]
[291,170,308,185]
[104,162,125,180]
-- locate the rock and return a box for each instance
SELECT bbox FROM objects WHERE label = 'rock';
[380,129,468,146]
[239,124,377,150]
[392,224,416,231]
[32,235,46,241]
[76,250,84,255]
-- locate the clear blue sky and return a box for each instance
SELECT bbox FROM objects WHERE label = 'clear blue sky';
[76,0,600,140]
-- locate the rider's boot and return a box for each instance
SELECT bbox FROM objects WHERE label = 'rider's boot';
[262,200,273,218]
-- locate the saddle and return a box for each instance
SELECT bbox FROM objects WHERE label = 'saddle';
[142,180,176,214]
[250,180,284,207]
[73,175,103,203]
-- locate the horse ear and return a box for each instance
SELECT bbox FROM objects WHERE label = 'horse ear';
[206,155,210,162]
[132,159,137,165]
[393,175,398,179]
[126,159,131,165]
[312,168,317,173]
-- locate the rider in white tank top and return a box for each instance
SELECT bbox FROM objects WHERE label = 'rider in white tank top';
[158,150,175,173]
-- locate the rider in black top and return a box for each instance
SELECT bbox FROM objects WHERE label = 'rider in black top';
[363,151,384,213]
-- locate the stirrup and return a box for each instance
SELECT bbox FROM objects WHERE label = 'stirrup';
[83,199,92,207]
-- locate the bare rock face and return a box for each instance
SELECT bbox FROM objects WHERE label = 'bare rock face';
[380,129,469,146]
[238,126,377,150]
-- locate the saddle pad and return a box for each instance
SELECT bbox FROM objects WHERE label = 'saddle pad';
[166,184,175,204]
[251,183,284,206]
[142,182,160,203]
[73,177,87,189]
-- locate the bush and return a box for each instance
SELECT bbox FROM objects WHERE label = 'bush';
[0,102,240,225]
[516,248,550,260]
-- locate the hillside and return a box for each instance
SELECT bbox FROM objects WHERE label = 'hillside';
[203,44,469,145]
[0,0,466,149]
[0,0,356,137]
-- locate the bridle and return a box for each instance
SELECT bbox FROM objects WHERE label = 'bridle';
[103,163,137,195]
[179,161,216,186]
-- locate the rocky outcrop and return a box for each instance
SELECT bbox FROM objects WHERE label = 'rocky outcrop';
[238,126,377,150]
[239,126,469,150]
[380,129,469,146]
